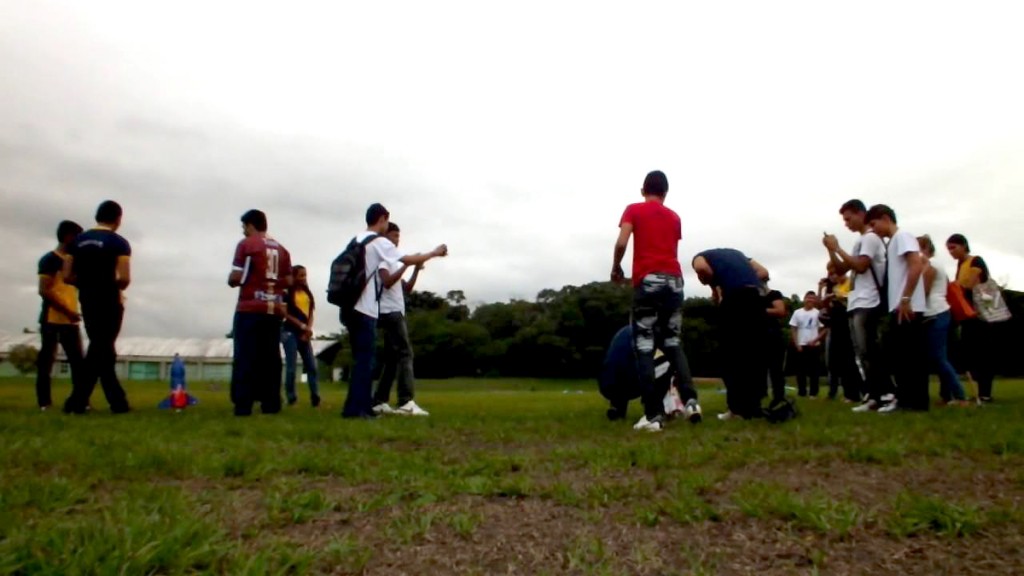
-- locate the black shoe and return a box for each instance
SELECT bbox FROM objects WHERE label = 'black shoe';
[287,398,298,407]
[111,404,131,415]
[311,395,321,408]
[341,411,377,420]
[607,407,625,421]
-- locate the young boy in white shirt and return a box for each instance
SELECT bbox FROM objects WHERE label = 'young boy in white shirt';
[865,204,929,412]
[823,199,894,412]
[789,291,826,398]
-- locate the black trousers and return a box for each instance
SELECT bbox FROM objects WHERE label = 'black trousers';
[827,324,861,401]
[231,312,284,416]
[766,332,786,403]
[961,318,1002,399]
[36,323,84,408]
[891,313,930,411]
[720,288,768,418]
[65,303,129,413]
[795,346,821,397]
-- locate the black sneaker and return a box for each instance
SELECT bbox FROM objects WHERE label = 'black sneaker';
[311,395,321,408]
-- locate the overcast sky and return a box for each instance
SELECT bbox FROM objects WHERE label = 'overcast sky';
[2,1,1023,338]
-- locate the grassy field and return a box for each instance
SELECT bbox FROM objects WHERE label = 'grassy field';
[1,377,1023,575]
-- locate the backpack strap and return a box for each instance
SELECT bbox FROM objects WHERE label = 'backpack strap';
[864,234,888,302]
[356,234,385,303]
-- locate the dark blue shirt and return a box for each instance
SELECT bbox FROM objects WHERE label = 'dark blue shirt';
[68,228,131,307]
[696,248,760,293]
[598,326,669,402]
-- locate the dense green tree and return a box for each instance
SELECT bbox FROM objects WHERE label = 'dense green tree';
[328,283,1024,381]
[8,345,38,375]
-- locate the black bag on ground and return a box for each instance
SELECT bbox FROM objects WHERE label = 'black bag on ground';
[764,398,798,423]
[326,234,380,314]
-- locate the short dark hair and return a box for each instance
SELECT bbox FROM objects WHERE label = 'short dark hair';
[642,171,669,197]
[56,220,83,242]
[95,200,123,224]
[917,235,936,257]
[366,203,390,226]
[839,199,866,215]
[947,233,970,252]
[292,264,305,274]
[805,291,817,297]
[241,209,268,232]
[387,222,400,233]
[865,204,897,224]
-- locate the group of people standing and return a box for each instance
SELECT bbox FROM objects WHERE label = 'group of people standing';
[603,174,1012,432]
[35,201,131,414]
[225,204,446,418]
[33,200,447,419]
[605,170,775,429]
[774,201,1011,414]
[33,191,1010,424]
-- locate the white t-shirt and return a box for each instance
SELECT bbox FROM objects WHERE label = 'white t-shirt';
[353,232,401,318]
[789,308,822,347]
[847,232,887,312]
[924,263,951,318]
[378,246,407,315]
[886,230,927,313]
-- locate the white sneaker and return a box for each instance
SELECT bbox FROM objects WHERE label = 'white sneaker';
[633,415,664,432]
[372,403,395,415]
[684,400,703,424]
[395,400,429,416]
[852,399,877,413]
[717,411,739,421]
[877,397,898,414]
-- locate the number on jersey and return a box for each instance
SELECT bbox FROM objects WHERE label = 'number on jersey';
[266,249,280,280]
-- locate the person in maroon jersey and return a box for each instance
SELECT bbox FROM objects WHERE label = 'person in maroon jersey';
[227,209,292,416]
[611,170,701,432]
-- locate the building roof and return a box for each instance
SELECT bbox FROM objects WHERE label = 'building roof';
[0,330,338,360]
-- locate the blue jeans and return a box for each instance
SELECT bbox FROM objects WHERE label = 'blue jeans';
[342,311,377,418]
[281,330,320,405]
[926,311,966,401]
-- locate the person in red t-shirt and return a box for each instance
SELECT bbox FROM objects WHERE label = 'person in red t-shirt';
[228,209,292,416]
[612,170,701,432]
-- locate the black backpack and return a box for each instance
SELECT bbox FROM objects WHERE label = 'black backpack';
[326,234,380,315]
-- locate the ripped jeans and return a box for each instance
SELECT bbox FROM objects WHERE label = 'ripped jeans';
[632,273,697,419]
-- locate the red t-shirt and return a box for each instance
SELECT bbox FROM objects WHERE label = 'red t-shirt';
[232,236,293,314]
[619,201,682,286]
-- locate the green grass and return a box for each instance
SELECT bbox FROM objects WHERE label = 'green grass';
[1,377,1023,574]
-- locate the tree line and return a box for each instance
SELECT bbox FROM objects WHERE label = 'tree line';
[335,284,1024,380]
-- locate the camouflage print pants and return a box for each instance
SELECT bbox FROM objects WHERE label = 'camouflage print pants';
[632,273,696,418]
